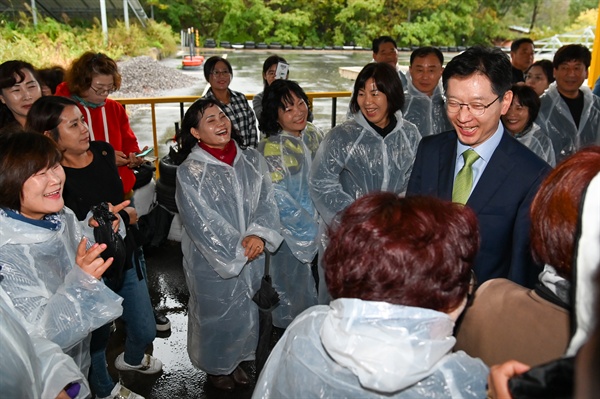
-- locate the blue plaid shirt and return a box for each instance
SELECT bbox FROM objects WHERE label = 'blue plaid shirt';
[204,88,258,148]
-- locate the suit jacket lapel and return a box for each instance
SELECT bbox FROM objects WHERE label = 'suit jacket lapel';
[439,132,457,200]
[467,133,516,213]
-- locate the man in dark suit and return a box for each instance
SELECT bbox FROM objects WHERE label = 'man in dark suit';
[407,46,551,288]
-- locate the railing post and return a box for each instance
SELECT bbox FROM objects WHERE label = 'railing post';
[331,98,337,128]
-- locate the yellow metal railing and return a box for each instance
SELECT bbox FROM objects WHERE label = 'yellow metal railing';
[115,91,352,176]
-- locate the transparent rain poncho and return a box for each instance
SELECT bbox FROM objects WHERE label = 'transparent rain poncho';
[0,208,124,376]
[402,74,453,136]
[252,298,488,399]
[175,143,283,374]
[536,83,600,163]
[257,123,324,328]
[513,122,556,166]
[309,111,421,303]
[0,294,90,399]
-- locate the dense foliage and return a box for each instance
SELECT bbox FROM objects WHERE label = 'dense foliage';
[144,0,598,47]
[0,13,178,67]
[0,0,596,67]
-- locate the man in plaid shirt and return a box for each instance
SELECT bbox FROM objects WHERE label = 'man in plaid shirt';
[203,56,258,148]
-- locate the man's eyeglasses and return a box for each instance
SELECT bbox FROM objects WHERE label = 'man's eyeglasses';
[90,85,115,95]
[210,70,231,77]
[445,95,501,116]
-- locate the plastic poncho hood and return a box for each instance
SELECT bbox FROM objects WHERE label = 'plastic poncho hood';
[320,299,456,393]
[252,298,488,399]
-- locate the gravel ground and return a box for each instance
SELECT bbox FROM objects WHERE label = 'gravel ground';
[113,56,200,98]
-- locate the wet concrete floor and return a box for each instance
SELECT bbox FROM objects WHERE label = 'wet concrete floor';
[106,240,258,399]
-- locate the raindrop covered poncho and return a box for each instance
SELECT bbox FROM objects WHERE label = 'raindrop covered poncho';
[0,208,124,376]
[309,111,421,302]
[536,83,600,163]
[257,123,324,328]
[175,143,283,374]
[252,298,488,399]
[513,122,556,166]
[402,75,453,136]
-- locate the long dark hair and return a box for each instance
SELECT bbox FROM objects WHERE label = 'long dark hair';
[175,97,243,161]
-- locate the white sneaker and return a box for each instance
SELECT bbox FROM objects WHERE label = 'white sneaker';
[114,352,163,374]
[97,382,144,399]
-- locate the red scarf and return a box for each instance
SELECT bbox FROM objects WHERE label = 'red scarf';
[198,140,237,166]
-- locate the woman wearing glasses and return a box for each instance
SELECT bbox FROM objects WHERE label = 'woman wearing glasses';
[203,56,259,148]
[55,52,147,196]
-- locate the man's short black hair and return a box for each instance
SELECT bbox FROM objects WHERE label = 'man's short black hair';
[442,46,512,97]
[511,38,534,53]
[553,44,591,69]
[372,36,397,53]
[410,47,444,66]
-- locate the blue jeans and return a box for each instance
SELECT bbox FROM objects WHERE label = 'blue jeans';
[88,250,156,397]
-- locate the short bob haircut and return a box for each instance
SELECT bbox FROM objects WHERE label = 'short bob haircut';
[176,97,243,161]
[0,130,62,211]
[410,46,444,66]
[65,52,122,97]
[509,84,541,131]
[526,59,555,84]
[349,62,405,116]
[324,192,479,313]
[442,46,512,98]
[553,44,591,69]
[530,146,600,279]
[0,60,40,126]
[203,56,233,82]
[26,96,80,142]
[261,55,288,88]
[259,80,310,137]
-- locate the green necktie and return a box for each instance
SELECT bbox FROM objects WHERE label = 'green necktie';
[452,149,480,204]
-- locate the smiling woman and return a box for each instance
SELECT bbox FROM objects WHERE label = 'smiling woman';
[174,97,283,391]
[26,96,160,399]
[309,62,421,303]
[0,131,124,398]
[55,52,147,196]
[0,60,42,131]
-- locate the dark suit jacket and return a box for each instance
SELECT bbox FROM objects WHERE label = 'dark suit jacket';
[407,130,551,288]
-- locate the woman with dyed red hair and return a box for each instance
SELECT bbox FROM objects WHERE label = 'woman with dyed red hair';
[253,193,488,398]
[455,146,600,368]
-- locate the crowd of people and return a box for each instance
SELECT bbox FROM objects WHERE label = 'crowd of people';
[0,36,599,399]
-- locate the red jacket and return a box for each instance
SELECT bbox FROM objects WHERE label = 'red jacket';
[56,82,141,193]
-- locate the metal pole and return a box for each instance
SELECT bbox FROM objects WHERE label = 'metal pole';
[30,0,38,26]
[123,0,130,30]
[100,0,108,44]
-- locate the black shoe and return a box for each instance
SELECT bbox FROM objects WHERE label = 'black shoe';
[208,374,235,391]
[154,309,171,331]
[231,366,250,387]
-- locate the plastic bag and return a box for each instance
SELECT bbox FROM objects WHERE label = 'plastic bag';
[91,202,126,290]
